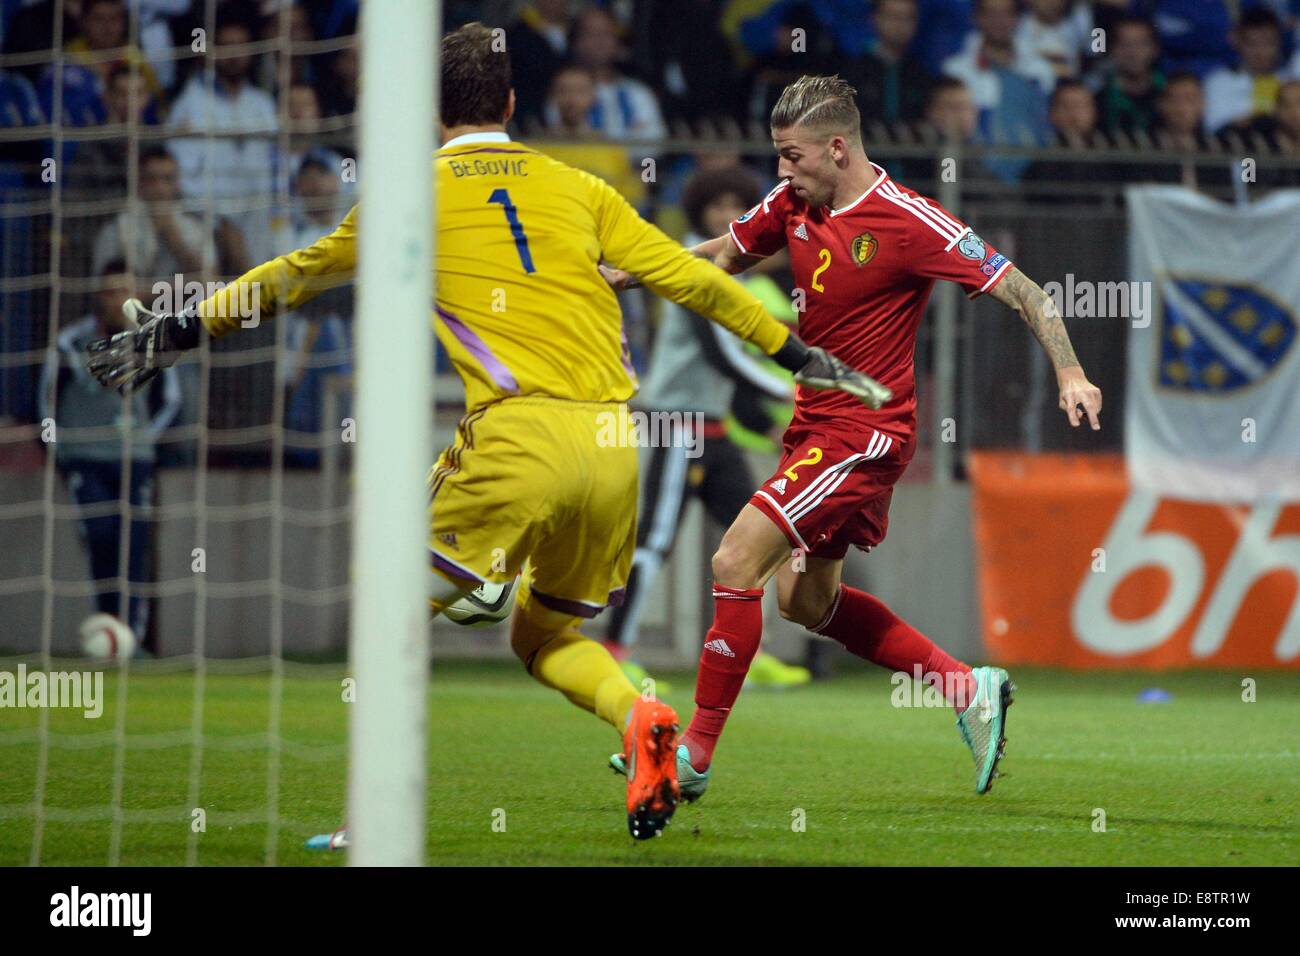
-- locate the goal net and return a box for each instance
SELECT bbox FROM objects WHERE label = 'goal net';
[0,0,437,866]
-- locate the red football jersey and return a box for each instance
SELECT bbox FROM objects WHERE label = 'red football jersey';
[729,164,1013,436]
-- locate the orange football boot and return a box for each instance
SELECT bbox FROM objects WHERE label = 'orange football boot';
[621,698,681,839]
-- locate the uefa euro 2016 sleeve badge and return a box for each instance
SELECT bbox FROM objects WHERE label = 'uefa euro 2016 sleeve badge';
[957,232,987,261]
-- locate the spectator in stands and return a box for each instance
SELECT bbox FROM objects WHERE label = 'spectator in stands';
[897,75,979,185]
[1154,71,1211,150]
[39,259,181,654]
[0,69,45,188]
[269,81,319,191]
[102,55,160,125]
[539,64,646,206]
[1024,79,1122,198]
[942,0,1054,134]
[922,75,980,143]
[62,0,159,101]
[1253,78,1300,150]
[1092,15,1164,139]
[1254,79,1300,187]
[1142,0,1234,78]
[132,0,190,93]
[1203,8,1289,135]
[912,0,975,74]
[1148,71,1235,191]
[841,0,933,134]
[644,0,746,128]
[317,42,358,117]
[941,0,1051,176]
[267,150,353,467]
[37,0,157,129]
[742,1,838,126]
[65,0,136,85]
[568,6,667,143]
[91,144,212,286]
[1088,0,1136,39]
[65,63,159,203]
[1016,0,1093,81]
[910,75,1028,190]
[62,63,160,307]
[168,12,278,253]
[271,148,347,249]
[944,0,1057,96]
[533,58,652,364]
[269,80,352,211]
[1046,77,1101,143]
[0,66,44,414]
[286,78,321,128]
[36,58,104,129]
[505,0,572,131]
[255,0,323,93]
[735,0,872,60]
[300,0,358,40]
[1,0,80,84]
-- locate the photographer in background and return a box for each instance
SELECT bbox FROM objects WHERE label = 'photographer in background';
[39,260,180,655]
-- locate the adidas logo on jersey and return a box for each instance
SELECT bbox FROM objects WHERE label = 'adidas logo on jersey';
[794,222,809,241]
[770,477,788,494]
[704,638,736,658]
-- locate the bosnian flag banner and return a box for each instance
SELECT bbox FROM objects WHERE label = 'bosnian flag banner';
[1126,186,1300,502]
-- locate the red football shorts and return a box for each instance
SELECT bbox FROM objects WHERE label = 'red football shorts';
[750,424,913,559]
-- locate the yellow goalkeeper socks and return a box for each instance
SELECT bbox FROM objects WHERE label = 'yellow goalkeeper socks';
[528,630,640,730]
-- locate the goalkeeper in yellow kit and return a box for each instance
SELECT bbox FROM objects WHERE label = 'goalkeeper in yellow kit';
[85,23,888,841]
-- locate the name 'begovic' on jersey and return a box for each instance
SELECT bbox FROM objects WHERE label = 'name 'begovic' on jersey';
[728,163,1013,438]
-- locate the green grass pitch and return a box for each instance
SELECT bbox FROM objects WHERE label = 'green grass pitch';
[1,661,1296,866]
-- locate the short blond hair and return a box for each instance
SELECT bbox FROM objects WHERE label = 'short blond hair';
[770,74,861,141]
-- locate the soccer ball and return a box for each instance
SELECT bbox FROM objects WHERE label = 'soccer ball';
[79,613,137,662]
[444,577,517,628]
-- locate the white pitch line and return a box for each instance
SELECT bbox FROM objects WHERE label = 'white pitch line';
[1035,751,1297,762]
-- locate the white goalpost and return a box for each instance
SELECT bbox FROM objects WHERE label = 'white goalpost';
[347,0,438,866]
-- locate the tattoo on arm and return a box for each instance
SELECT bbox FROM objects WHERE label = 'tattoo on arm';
[990,266,1080,370]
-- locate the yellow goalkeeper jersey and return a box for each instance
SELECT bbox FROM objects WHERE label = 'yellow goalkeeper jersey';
[197,131,790,412]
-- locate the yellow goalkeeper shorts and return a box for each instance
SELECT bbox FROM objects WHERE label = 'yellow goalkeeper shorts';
[428,396,637,619]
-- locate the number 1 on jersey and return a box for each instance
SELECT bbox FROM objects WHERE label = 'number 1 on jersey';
[488,188,536,274]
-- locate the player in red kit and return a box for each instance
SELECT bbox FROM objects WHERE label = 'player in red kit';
[608,75,1102,800]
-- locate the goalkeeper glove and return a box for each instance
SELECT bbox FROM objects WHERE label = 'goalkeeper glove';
[85,298,201,394]
[772,336,893,410]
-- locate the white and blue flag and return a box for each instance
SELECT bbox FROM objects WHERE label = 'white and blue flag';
[1126,187,1300,502]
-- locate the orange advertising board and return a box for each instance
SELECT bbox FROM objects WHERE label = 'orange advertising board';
[969,452,1300,669]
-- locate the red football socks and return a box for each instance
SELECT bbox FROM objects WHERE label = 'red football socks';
[681,585,764,770]
[814,585,976,712]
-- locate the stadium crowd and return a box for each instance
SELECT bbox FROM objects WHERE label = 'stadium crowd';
[504,0,1300,158]
[4,2,1300,187]
[4,0,1300,455]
